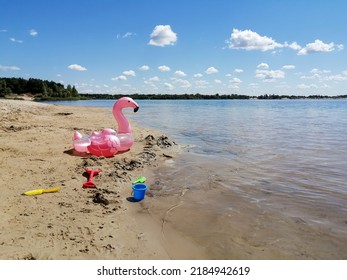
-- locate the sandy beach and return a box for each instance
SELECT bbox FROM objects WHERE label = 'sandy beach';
[0,99,195,260]
[1,99,347,260]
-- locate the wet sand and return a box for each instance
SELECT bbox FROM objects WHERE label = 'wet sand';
[142,154,347,259]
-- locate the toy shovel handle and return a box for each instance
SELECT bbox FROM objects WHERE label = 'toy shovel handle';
[43,187,60,193]
[85,168,102,174]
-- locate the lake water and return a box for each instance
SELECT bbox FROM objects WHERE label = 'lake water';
[46,99,347,258]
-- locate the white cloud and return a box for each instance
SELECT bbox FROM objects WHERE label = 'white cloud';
[10,37,23,43]
[227,28,283,51]
[68,64,87,71]
[288,42,302,50]
[234,68,244,73]
[256,69,285,80]
[139,65,150,71]
[282,64,295,70]
[123,70,136,76]
[230,77,242,84]
[164,82,174,90]
[172,78,191,88]
[214,79,222,84]
[193,73,203,78]
[122,32,135,38]
[298,39,341,55]
[158,65,171,72]
[205,66,218,74]
[148,25,177,47]
[112,75,127,81]
[324,71,347,81]
[297,83,318,89]
[174,70,187,77]
[117,32,136,39]
[149,76,160,82]
[0,65,20,71]
[195,80,209,87]
[29,29,38,36]
[257,63,269,69]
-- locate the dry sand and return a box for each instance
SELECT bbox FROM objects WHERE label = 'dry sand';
[0,99,199,260]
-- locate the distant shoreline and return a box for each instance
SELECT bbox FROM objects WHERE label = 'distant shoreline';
[2,93,347,102]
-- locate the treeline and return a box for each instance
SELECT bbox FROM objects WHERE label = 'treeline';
[80,93,251,100]
[0,77,79,100]
[257,94,347,99]
[80,93,347,100]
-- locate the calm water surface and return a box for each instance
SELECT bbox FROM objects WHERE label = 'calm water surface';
[47,99,347,257]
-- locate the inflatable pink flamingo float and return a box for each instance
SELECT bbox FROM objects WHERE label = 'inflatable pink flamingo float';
[73,97,139,157]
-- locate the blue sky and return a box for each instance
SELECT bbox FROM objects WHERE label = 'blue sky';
[1,0,347,96]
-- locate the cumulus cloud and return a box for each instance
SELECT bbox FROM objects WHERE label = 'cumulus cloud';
[68,64,87,71]
[171,78,191,88]
[158,65,171,72]
[288,42,302,50]
[193,73,203,78]
[149,76,160,82]
[164,82,174,90]
[29,29,38,36]
[282,64,295,70]
[195,80,209,87]
[139,65,150,71]
[174,70,187,77]
[297,83,318,89]
[256,69,285,81]
[0,65,20,71]
[112,75,127,81]
[257,63,269,69]
[230,77,242,84]
[298,39,343,55]
[227,28,283,51]
[205,67,218,74]
[214,79,222,84]
[10,37,23,43]
[123,70,136,76]
[234,68,244,73]
[149,25,177,47]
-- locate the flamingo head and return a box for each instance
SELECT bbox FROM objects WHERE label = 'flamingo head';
[114,97,139,113]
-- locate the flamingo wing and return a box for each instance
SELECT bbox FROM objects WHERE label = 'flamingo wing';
[87,135,120,157]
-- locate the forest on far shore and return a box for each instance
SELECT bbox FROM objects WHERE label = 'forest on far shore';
[0,77,79,100]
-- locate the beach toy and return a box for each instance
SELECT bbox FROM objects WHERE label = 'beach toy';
[83,168,101,188]
[73,97,140,157]
[23,187,60,196]
[132,176,146,184]
[132,183,148,201]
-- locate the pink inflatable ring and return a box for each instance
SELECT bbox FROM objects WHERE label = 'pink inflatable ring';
[73,97,139,157]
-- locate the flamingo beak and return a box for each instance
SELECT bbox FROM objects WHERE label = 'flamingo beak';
[134,106,139,113]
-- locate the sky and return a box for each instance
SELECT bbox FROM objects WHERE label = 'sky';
[1,0,347,96]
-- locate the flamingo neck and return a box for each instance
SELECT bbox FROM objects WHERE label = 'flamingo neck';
[113,106,132,134]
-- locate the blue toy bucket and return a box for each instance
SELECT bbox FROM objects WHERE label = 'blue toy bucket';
[132,184,148,201]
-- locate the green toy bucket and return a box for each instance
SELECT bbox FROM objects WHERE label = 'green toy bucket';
[132,183,147,201]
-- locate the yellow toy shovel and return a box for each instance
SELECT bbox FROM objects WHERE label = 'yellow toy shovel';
[23,187,60,196]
